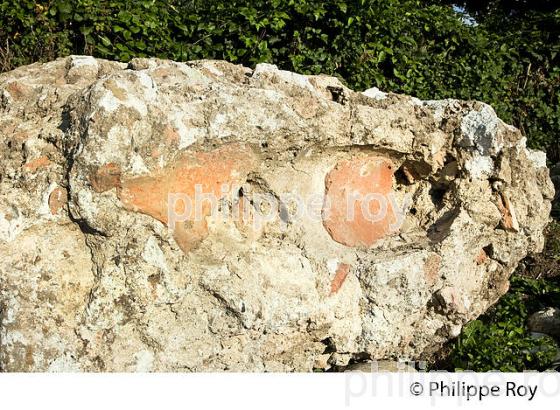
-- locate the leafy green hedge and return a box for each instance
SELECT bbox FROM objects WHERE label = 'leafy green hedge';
[1,0,558,159]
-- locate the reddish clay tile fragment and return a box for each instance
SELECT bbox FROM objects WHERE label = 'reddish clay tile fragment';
[48,187,68,215]
[496,192,519,232]
[322,156,398,248]
[173,219,210,253]
[118,143,256,253]
[163,125,180,144]
[90,163,122,193]
[475,248,487,265]
[6,81,34,100]
[23,156,51,172]
[330,263,351,295]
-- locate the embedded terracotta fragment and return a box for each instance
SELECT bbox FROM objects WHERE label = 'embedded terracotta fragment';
[322,156,398,248]
[118,143,256,252]
[330,263,351,294]
[6,81,34,100]
[496,192,519,232]
[48,187,68,215]
[475,248,488,265]
[23,156,51,172]
[90,163,122,193]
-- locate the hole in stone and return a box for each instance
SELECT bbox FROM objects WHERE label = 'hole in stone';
[427,293,443,312]
[395,162,421,185]
[394,166,409,185]
[410,207,417,215]
[326,86,346,104]
[429,186,447,207]
[483,244,494,258]
[321,337,336,354]
[58,108,71,133]
[443,153,455,166]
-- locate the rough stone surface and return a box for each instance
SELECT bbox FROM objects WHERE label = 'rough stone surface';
[528,308,560,339]
[0,56,554,372]
[343,360,417,372]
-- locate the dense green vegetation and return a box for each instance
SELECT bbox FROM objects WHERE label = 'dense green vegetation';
[1,0,559,371]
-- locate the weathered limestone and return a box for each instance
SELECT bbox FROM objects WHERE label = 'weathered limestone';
[528,308,560,339]
[344,360,417,372]
[0,56,554,371]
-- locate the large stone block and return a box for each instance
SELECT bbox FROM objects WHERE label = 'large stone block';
[0,56,553,371]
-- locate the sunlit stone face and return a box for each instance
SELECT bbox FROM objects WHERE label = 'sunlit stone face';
[322,156,398,248]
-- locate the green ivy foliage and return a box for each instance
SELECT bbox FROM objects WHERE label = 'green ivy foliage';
[0,0,186,64]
